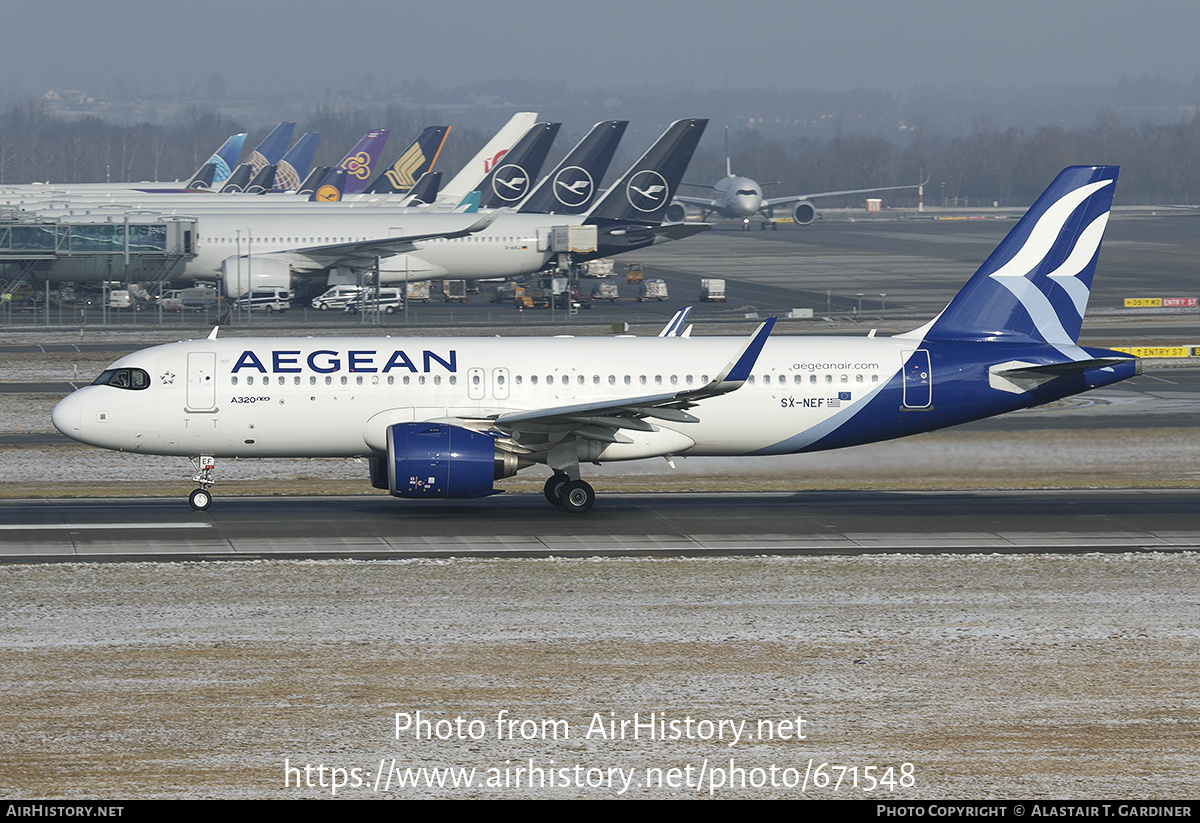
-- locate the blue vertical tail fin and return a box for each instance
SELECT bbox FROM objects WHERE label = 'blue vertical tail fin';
[187,132,246,188]
[247,122,296,175]
[902,165,1119,349]
[273,132,321,192]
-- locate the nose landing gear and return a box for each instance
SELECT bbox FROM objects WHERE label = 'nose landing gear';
[188,455,216,511]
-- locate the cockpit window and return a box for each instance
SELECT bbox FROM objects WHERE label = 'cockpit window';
[92,368,150,390]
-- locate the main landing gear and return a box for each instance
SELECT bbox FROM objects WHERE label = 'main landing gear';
[188,455,216,511]
[543,471,596,513]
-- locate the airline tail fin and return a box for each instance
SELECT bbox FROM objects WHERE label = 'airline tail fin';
[402,171,442,206]
[247,122,296,175]
[454,191,481,213]
[333,129,391,196]
[246,164,277,195]
[475,122,561,209]
[309,169,348,202]
[365,126,450,194]
[519,120,628,214]
[186,132,246,188]
[584,119,708,224]
[297,165,331,197]
[273,132,321,192]
[219,163,253,193]
[186,163,216,191]
[439,112,539,203]
[902,165,1119,349]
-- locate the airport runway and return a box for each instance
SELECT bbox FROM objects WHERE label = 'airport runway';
[3,489,1199,562]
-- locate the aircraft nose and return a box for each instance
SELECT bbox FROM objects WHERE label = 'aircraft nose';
[52,392,82,441]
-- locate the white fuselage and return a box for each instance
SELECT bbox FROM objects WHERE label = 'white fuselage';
[52,334,908,461]
[711,175,765,218]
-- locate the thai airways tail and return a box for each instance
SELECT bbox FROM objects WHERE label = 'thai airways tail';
[901,165,1120,354]
[584,119,708,225]
[272,132,321,192]
[519,120,628,214]
[329,129,391,196]
[365,126,450,194]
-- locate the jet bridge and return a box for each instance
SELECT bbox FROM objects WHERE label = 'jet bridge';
[0,213,197,290]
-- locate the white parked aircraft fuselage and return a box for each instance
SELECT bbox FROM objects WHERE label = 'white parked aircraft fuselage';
[185,209,557,283]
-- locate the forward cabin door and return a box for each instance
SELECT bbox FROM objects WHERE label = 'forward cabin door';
[186,352,218,412]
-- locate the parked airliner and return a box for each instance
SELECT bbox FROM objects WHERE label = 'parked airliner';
[53,166,1137,513]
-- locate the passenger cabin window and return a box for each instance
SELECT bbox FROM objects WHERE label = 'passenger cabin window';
[93,368,150,390]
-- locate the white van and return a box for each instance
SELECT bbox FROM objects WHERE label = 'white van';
[233,289,291,312]
[311,286,363,311]
[344,288,404,314]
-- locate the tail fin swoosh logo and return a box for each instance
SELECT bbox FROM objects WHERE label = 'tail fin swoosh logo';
[384,145,427,190]
[988,179,1113,345]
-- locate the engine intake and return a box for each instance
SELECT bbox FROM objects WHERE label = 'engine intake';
[792,201,816,225]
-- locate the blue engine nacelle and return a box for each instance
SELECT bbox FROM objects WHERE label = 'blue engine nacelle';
[382,423,521,499]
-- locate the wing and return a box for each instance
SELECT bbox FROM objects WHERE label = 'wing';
[763,184,918,209]
[259,211,500,270]
[485,318,775,450]
[672,194,720,208]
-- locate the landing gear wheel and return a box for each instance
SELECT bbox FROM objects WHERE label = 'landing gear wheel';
[189,488,212,511]
[560,479,595,513]
[544,473,569,506]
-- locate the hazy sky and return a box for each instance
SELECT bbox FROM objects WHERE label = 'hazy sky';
[5,0,1199,97]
